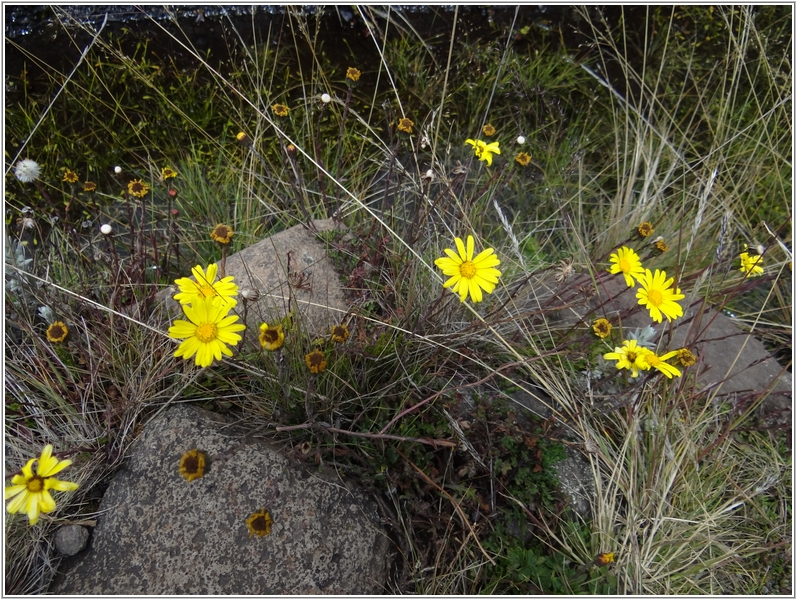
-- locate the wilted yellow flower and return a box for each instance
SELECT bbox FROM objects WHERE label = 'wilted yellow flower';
[210,224,234,244]
[246,508,273,537]
[674,348,696,367]
[178,449,206,482]
[397,118,414,134]
[258,323,285,351]
[271,104,289,117]
[515,152,531,166]
[62,169,79,184]
[482,123,496,136]
[330,324,349,343]
[346,67,361,82]
[592,318,612,339]
[637,222,654,237]
[46,321,69,343]
[161,167,178,180]
[127,179,150,198]
[305,349,327,373]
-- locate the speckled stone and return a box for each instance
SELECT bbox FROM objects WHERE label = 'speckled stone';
[52,405,391,594]
[54,525,89,556]
[152,219,350,348]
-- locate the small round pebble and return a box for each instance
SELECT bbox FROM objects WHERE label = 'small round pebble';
[55,525,89,556]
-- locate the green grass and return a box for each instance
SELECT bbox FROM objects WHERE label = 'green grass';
[5,5,791,595]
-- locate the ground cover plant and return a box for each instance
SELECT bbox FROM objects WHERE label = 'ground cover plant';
[4,5,792,594]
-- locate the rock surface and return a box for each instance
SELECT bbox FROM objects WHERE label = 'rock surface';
[152,219,350,348]
[54,525,89,556]
[52,405,391,595]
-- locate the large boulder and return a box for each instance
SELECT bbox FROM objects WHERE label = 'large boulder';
[52,404,391,594]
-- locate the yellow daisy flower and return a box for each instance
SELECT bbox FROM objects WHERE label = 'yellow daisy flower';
[434,235,502,303]
[173,263,239,309]
[637,222,654,237]
[639,349,682,378]
[607,246,645,288]
[161,167,178,180]
[465,139,501,166]
[5,445,79,526]
[603,339,650,378]
[258,322,285,351]
[168,297,246,368]
[515,151,531,166]
[635,268,685,323]
[739,247,764,277]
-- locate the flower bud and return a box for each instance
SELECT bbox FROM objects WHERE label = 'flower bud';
[100,224,113,235]
[321,93,331,103]
[516,135,526,145]
[114,166,122,174]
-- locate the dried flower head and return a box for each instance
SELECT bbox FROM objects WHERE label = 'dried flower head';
[210,224,234,245]
[305,349,327,374]
[83,181,97,192]
[397,118,414,134]
[161,167,178,180]
[346,67,361,82]
[14,159,41,183]
[127,179,150,198]
[236,131,251,145]
[482,123,496,137]
[592,318,612,339]
[652,236,669,253]
[62,169,79,184]
[178,449,206,482]
[240,288,261,302]
[330,324,349,344]
[4,445,79,525]
[554,258,575,282]
[674,347,697,367]
[258,323,285,352]
[46,322,69,343]
[246,508,273,537]
[637,222,654,237]
[515,152,531,166]
[271,103,289,117]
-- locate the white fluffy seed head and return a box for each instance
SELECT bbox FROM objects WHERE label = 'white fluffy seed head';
[14,159,41,183]
[516,135,526,145]
[114,166,122,174]
[100,224,113,235]
[425,169,434,179]
[321,93,331,104]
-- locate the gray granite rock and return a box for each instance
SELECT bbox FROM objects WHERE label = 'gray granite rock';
[53,404,391,594]
[150,219,350,349]
[54,525,89,556]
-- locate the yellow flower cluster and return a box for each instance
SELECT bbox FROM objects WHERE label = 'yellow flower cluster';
[168,262,245,368]
[603,339,682,379]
